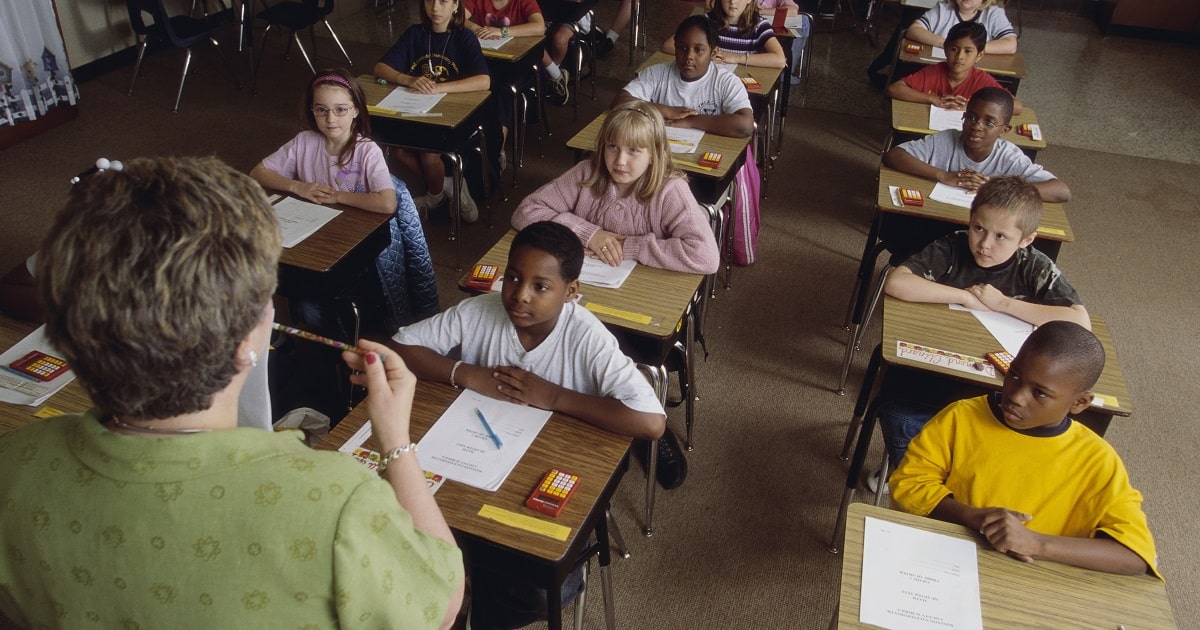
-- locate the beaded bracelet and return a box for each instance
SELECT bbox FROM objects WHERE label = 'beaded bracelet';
[449,360,465,389]
[378,443,418,473]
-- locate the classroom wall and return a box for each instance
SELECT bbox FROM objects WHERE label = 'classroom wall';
[1110,0,1200,32]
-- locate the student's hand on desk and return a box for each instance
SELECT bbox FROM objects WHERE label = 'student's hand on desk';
[407,77,440,94]
[956,289,990,312]
[966,284,1009,311]
[294,181,337,204]
[938,168,989,191]
[660,106,698,122]
[475,26,503,39]
[491,366,560,410]
[587,230,626,266]
[978,507,1039,563]
[344,340,417,446]
[937,95,968,110]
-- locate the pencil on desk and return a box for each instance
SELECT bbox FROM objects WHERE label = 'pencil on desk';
[673,159,714,171]
[271,323,368,356]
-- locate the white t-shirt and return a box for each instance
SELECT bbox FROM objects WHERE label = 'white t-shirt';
[917,2,1016,42]
[899,129,1055,183]
[393,293,665,415]
[261,130,393,194]
[623,62,752,116]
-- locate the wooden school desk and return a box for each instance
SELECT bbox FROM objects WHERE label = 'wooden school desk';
[897,37,1027,94]
[835,503,1177,629]
[315,381,632,630]
[835,166,1074,394]
[481,34,547,189]
[0,315,91,434]
[566,112,748,290]
[830,297,1135,553]
[274,196,392,301]
[359,75,494,270]
[463,229,706,535]
[890,100,1048,161]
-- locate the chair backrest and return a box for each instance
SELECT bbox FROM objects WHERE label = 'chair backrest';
[125,0,162,38]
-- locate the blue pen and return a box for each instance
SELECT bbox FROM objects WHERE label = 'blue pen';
[475,408,503,449]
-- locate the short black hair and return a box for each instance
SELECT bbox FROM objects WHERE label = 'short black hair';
[675,15,718,48]
[510,221,583,282]
[968,87,1014,125]
[1020,321,1106,391]
[946,21,987,52]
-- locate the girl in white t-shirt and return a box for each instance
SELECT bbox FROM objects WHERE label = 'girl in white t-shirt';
[906,0,1018,54]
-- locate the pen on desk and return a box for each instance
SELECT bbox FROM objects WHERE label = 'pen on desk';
[271,323,376,358]
[475,408,503,449]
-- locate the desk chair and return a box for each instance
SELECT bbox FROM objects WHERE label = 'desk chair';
[126,0,242,113]
[507,65,553,189]
[254,0,353,79]
[538,0,598,120]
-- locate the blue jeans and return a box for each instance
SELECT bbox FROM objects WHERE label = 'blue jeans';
[878,398,943,468]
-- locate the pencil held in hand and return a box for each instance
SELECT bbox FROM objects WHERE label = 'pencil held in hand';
[272,323,368,355]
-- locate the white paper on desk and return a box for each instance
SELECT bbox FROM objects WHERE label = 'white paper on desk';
[338,421,446,493]
[666,126,705,153]
[477,36,514,50]
[714,62,738,74]
[929,182,975,208]
[784,15,807,29]
[949,304,1034,356]
[579,257,636,288]
[929,106,965,131]
[0,325,76,406]
[921,46,947,62]
[417,389,552,491]
[272,197,342,248]
[861,516,983,630]
[375,87,446,114]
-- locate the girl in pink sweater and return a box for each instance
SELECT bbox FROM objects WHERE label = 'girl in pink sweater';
[511,100,720,275]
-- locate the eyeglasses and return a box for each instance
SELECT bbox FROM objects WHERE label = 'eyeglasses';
[312,105,355,117]
[963,113,1001,129]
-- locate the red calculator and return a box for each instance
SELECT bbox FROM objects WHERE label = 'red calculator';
[464,264,498,291]
[899,188,924,207]
[698,152,723,168]
[6,350,70,382]
[986,351,1014,375]
[526,469,579,517]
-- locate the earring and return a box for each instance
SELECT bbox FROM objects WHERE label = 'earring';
[248,350,259,368]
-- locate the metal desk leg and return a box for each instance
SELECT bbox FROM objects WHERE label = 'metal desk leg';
[841,344,883,460]
[683,309,697,451]
[573,561,590,630]
[629,0,642,62]
[606,509,631,559]
[596,514,616,630]
[829,394,884,554]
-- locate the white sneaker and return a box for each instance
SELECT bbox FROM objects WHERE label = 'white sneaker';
[453,178,478,224]
[548,69,570,106]
[865,467,889,495]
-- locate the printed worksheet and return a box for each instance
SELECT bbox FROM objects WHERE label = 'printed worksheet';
[929,106,966,131]
[375,88,446,114]
[272,197,341,248]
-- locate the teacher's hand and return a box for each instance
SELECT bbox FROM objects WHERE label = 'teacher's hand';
[344,340,416,448]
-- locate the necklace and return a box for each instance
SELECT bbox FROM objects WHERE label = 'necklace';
[109,415,210,435]
[427,29,452,78]
[508,325,529,360]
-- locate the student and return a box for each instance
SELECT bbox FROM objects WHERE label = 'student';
[883,87,1070,202]
[374,0,490,221]
[875,176,1089,472]
[250,68,438,335]
[614,15,755,139]
[907,0,1017,55]
[510,100,721,275]
[662,0,787,69]
[391,221,667,442]
[887,21,1023,114]
[541,10,590,106]
[463,0,544,168]
[890,321,1162,579]
[594,0,634,59]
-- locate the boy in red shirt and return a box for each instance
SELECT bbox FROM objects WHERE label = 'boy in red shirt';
[887,21,1023,114]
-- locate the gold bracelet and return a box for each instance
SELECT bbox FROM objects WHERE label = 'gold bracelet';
[449,359,464,389]
[378,443,418,473]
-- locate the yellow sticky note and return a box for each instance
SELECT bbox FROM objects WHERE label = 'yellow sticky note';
[35,406,63,418]
[367,105,398,115]
[478,505,572,541]
[1037,227,1067,236]
[585,302,654,325]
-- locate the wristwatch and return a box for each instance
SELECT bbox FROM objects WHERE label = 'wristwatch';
[501,26,510,37]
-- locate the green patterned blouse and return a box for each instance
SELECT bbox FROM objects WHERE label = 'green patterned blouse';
[0,411,461,629]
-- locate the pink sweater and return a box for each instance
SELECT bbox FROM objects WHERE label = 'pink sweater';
[511,162,721,275]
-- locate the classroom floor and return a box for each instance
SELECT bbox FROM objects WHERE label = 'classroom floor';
[2,1,1198,627]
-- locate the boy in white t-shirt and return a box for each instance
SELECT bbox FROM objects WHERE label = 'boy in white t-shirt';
[614,15,754,139]
[392,221,666,441]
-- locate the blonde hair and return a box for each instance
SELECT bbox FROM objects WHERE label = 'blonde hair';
[708,0,762,34]
[584,100,683,201]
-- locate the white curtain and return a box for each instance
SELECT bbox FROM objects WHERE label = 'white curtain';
[0,0,79,128]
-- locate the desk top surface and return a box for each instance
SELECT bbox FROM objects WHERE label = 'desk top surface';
[360,75,490,129]
[877,166,1074,243]
[881,297,1133,416]
[635,52,782,97]
[464,230,703,339]
[274,196,392,273]
[839,503,1174,629]
[567,112,750,181]
[0,316,92,434]
[316,380,632,563]
[481,34,544,62]
[891,100,1047,151]
[899,38,1027,78]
